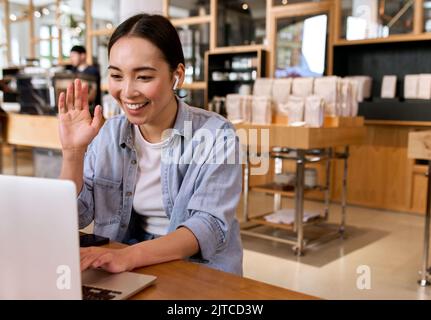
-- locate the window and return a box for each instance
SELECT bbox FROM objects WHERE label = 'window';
[169,0,210,19]
[217,0,267,47]
[177,23,209,83]
[275,13,328,77]
[341,0,414,40]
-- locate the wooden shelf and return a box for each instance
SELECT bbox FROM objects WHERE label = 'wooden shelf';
[413,164,429,174]
[365,120,431,127]
[181,82,206,90]
[234,123,366,149]
[171,15,211,27]
[248,211,325,231]
[209,44,268,54]
[334,33,431,46]
[251,183,328,197]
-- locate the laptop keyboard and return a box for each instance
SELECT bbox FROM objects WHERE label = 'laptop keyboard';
[82,285,122,300]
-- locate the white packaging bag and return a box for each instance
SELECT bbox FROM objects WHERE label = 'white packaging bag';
[225,94,243,122]
[304,96,324,128]
[292,77,314,98]
[344,76,372,102]
[253,78,274,96]
[271,78,292,106]
[279,96,304,125]
[251,96,273,124]
[418,74,431,99]
[404,74,419,99]
[241,95,253,123]
[380,75,397,98]
[314,76,338,116]
[349,80,359,117]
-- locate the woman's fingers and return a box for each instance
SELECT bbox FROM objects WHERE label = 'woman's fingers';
[82,82,89,110]
[66,82,74,111]
[58,92,66,114]
[80,254,97,271]
[91,105,104,131]
[74,79,82,110]
[92,252,113,269]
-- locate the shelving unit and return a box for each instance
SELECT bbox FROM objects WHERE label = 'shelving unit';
[205,46,267,106]
[237,123,366,255]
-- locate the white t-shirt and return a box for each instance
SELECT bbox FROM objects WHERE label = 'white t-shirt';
[132,125,170,236]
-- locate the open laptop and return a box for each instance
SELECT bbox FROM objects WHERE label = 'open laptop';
[0,175,156,300]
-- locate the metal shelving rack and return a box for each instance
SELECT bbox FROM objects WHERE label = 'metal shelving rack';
[237,123,366,256]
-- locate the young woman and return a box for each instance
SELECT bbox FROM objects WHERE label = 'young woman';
[59,14,243,275]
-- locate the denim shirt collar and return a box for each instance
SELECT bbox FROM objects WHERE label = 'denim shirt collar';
[118,98,191,149]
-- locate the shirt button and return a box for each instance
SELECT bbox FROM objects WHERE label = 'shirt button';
[126,192,133,197]
[131,160,137,165]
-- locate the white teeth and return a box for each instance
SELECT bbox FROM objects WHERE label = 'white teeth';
[125,102,149,110]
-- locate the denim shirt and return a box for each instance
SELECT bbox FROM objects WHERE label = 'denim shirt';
[77,100,243,275]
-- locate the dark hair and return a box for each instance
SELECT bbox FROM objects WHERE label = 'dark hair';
[108,14,185,72]
[70,45,86,54]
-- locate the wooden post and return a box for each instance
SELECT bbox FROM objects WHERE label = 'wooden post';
[55,0,63,64]
[162,0,169,17]
[4,0,11,65]
[84,0,93,65]
[210,0,217,50]
[414,0,424,34]
[29,0,35,59]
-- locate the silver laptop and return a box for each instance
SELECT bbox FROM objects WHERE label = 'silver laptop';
[0,175,156,300]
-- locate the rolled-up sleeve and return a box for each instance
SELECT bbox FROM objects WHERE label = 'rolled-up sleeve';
[178,123,242,261]
[77,146,96,229]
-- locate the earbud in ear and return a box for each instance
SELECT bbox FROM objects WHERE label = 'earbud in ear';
[173,75,179,91]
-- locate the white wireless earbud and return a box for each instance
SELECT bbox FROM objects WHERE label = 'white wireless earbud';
[173,75,179,91]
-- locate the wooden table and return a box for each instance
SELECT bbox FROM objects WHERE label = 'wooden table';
[106,243,317,300]
[235,123,366,255]
[5,113,61,149]
[1,113,61,175]
[408,130,431,287]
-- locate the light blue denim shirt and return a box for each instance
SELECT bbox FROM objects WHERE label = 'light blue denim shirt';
[77,100,243,275]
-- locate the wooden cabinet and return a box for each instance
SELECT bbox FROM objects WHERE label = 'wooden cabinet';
[329,122,431,215]
[411,165,428,214]
[205,46,268,107]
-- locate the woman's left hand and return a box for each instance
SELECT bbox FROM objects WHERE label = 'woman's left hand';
[80,246,136,273]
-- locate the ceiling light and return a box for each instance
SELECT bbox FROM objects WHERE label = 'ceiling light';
[242,3,249,10]
[282,0,288,5]
[34,11,42,18]
[9,14,17,21]
[42,8,50,15]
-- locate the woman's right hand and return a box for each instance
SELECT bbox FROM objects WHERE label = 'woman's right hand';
[58,79,104,152]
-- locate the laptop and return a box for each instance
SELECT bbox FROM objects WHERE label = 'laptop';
[0,175,156,300]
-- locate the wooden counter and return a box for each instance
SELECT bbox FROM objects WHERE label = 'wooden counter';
[235,123,366,149]
[6,113,61,149]
[340,122,431,214]
[236,121,431,215]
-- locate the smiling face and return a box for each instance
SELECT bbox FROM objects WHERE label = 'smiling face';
[108,36,183,131]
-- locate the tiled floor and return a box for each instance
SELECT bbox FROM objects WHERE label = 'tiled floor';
[2,146,431,299]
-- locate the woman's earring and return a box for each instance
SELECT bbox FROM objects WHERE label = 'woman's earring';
[173,75,179,91]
